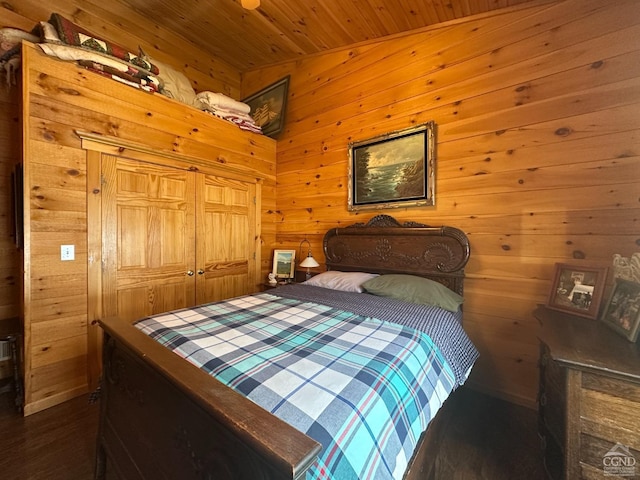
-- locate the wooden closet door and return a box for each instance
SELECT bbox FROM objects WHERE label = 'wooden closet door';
[102,155,196,323]
[196,174,257,303]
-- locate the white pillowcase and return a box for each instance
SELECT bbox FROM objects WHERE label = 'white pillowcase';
[302,271,379,293]
[151,58,198,107]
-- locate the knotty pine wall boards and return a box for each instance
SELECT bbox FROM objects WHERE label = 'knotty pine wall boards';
[243,0,640,407]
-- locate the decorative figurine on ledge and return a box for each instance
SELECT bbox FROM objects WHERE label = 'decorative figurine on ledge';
[267,272,278,286]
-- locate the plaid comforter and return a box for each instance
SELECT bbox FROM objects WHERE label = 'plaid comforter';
[135,292,470,479]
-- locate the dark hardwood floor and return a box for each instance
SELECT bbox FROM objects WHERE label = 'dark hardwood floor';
[0,385,545,480]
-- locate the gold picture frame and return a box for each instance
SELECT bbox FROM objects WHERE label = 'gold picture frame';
[348,122,436,211]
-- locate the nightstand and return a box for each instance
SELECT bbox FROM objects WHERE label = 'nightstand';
[262,281,295,290]
[0,317,23,412]
[535,305,640,479]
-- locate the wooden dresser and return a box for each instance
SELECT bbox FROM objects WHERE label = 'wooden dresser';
[536,306,640,479]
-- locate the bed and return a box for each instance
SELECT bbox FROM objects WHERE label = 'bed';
[95,214,476,480]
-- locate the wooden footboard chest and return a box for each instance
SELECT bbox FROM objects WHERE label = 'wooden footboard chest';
[96,317,321,480]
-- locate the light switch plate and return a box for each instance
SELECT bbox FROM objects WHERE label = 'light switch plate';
[61,245,75,261]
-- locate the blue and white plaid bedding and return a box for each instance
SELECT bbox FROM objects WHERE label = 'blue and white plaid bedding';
[135,291,477,480]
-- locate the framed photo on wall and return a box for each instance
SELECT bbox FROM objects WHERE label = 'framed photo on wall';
[600,278,640,342]
[347,121,436,212]
[272,249,296,280]
[546,263,608,319]
[242,76,290,139]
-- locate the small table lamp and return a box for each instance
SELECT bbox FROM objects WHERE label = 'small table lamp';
[299,254,320,281]
[298,238,320,280]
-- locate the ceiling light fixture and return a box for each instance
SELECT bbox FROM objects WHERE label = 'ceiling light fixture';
[241,0,260,9]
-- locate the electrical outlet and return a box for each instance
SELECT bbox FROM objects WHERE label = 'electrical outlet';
[61,245,75,261]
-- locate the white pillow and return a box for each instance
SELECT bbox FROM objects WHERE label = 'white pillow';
[151,58,197,107]
[302,271,379,293]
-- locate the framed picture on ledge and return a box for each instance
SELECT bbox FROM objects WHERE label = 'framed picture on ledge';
[546,263,608,320]
[600,278,640,342]
[242,75,290,139]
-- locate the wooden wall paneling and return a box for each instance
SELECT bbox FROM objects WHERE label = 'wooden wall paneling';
[273,177,639,224]
[464,318,541,401]
[23,66,276,179]
[0,7,39,30]
[28,355,87,406]
[22,50,34,411]
[438,81,640,144]
[264,1,552,108]
[244,0,640,407]
[276,208,640,242]
[86,149,102,390]
[277,152,639,216]
[276,1,639,159]
[31,334,87,369]
[438,128,640,182]
[24,134,89,413]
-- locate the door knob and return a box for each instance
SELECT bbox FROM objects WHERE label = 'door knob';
[197,269,205,275]
[187,270,195,276]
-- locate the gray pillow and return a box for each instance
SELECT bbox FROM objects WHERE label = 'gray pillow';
[362,274,463,312]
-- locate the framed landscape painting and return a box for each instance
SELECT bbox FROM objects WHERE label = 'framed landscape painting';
[272,249,296,280]
[347,122,436,212]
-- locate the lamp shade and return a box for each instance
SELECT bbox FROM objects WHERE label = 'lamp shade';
[299,255,320,268]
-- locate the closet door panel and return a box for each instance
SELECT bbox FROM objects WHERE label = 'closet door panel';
[103,155,196,323]
[196,174,256,303]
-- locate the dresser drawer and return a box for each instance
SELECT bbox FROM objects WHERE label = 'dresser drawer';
[578,372,640,476]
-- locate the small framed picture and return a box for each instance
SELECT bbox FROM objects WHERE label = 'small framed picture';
[546,263,608,320]
[600,278,640,342]
[272,249,296,280]
[242,76,290,138]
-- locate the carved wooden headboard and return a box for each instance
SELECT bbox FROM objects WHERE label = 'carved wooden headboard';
[323,215,471,296]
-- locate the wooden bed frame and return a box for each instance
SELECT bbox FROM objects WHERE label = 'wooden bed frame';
[96,215,471,480]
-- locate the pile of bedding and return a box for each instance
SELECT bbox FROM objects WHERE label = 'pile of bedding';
[195,91,262,133]
[0,28,40,86]
[38,14,161,93]
[31,13,262,133]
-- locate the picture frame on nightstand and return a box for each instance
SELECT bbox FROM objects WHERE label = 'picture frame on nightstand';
[272,249,296,280]
[546,263,608,320]
[600,278,640,342]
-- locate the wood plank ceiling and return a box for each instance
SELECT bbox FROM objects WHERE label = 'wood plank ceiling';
[116,0,552,71]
